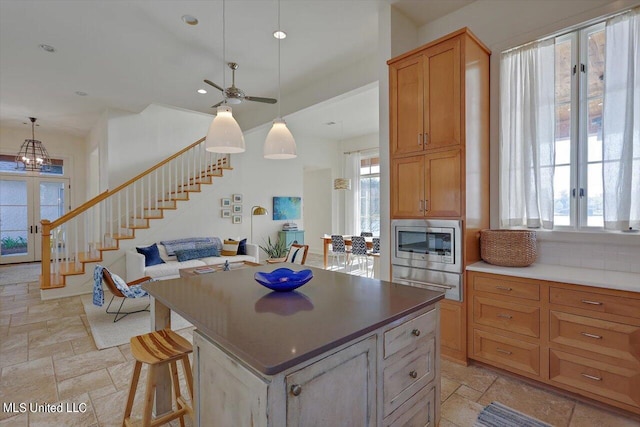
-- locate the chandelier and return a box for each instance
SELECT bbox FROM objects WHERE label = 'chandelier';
[15,117,51,171]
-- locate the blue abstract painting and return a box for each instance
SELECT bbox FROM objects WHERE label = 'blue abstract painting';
[273,197,301,220]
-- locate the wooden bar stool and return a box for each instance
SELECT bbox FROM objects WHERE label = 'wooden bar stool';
[123,329,194,427]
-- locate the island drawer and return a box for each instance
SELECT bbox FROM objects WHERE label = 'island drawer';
[550,311,640,364]
[473,274,540,301]
[383,335,435,416]
[384,308,437,359]
[472,329,540,376]
[549,349,640,408]
[549,287,640,320]
[383,385,435,427]
[473,296,540,338]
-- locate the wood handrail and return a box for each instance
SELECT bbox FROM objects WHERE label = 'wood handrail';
[45,137,207,229]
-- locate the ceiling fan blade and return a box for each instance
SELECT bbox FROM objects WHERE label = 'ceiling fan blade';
[244,96,277,104]
[211,100,225,108]
[204,79,224,92]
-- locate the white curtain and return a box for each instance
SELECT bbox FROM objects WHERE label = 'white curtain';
[344,152,360,235]
[603,8,640,230]
[499,39,556,229]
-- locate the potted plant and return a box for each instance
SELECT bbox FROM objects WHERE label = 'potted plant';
[259,236,289,263]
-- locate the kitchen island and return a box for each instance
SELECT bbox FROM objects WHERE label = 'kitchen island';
[143,264,444,426]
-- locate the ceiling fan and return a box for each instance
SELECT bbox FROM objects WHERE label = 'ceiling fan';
[204,62,278,108]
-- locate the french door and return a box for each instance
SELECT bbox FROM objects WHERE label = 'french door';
[0,175,69,264]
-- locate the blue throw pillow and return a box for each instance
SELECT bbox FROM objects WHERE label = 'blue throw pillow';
[136,244,165,267]
[230,238,247,255]
[175,246,220,262]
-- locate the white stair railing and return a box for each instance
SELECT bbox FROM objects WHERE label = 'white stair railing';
[41,137,229,289]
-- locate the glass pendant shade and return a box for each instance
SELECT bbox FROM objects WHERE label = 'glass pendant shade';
[205,106,245,153]
[264,118,297,159]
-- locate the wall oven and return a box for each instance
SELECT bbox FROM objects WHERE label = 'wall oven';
[391,219,463,301]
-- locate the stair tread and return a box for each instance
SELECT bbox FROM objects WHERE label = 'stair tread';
[96,244,119,251]
[78,252,102,263]
[110,233,135,240]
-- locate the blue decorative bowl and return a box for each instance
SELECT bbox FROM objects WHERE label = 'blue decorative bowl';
[254,268,313,292]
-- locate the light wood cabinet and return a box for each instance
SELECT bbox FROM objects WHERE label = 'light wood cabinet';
[194,305,442,426]
[389,28,491,364]
[391,150,461,218]
[467,270,640,416]
[390,38,461,156]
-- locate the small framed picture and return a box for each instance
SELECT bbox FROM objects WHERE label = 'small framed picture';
[232,215,242,224]
[221,198,231,207]
[221,209,231,218]
[233,205,242,214]
[233,194,243,203]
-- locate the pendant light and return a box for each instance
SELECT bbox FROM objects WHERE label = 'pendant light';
[206,0,245,153]
[264,0,297,159]
[15,117,51,171]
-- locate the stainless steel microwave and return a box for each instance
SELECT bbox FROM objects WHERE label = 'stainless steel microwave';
[391,219,462,274]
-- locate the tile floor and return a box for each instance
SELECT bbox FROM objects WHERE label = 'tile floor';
[1,261,639,426]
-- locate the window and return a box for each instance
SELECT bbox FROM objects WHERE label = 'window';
[500,8,639,231]
[359,155,380,235]
[0,154,64,175]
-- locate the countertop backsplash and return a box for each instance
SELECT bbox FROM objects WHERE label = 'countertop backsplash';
[535,240,640,274]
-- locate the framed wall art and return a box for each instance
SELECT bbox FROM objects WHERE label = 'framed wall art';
[232,215,242,224]
[221,209,231,218]
[233,205,242,214]
[272,197,301,220]
[221,198,231,207]
[233,194,243,203]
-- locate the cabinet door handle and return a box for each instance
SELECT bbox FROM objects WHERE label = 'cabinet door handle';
[424,199,429,212]
[419,200,424,212]
[418,133,423,146]
[411,328,421,337]
[290,384,302,396]
[496,348,512,355]
[409,370,418,379]
[581,332,602,340]
[495,286,512,291]
[581,373,602,381]
[581,299,603,306]
[424,133,429,145]
[497,313,512,319]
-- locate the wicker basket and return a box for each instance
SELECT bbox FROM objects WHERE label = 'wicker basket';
[480,230,537,267]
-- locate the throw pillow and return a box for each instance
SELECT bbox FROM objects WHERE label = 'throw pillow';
[136,244,165,267]
[221,239,239,256]
[229,238,247,255]
[174,246,219,262]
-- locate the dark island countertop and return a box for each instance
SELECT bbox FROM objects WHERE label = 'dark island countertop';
[143,265,444,375]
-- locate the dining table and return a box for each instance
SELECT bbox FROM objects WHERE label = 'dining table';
[321,234,375,269]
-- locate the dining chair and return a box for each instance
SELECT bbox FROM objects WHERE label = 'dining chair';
[360,231,373,237]
[371,237,380,254]
[350,236,371,277]
[286,244,309,265]
[330,235,348,270]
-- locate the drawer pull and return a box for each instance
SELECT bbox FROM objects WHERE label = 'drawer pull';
[581,299,603,306]
[418,133,423,146]
[496,348,512,355]
[412,329,421,337]
[581,332,602,340]
[495,286,513,291]
[581,373,602,381]
[497,313,513,319]
[409,370,418,379]
[290,384,302,396]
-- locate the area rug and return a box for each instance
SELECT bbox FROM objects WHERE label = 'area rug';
[81,294,192,350]
[0,262,41,286]
[475,402,552,427]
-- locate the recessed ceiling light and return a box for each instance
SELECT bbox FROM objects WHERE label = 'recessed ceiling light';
[273,30,287,40]
[75,91,88,96]
[197,89,207,94]
[182,15,198,25]
[39,44,56,53]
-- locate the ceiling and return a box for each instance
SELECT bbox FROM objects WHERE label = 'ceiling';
[0,0,475,140]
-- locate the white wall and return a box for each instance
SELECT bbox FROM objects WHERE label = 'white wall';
[106,104,213,188]
[303,168,332,254]
[0,125,87,210]
[102,105,339,260]
[410,0,640,263]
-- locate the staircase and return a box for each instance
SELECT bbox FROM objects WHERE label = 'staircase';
[39,137,231,295]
